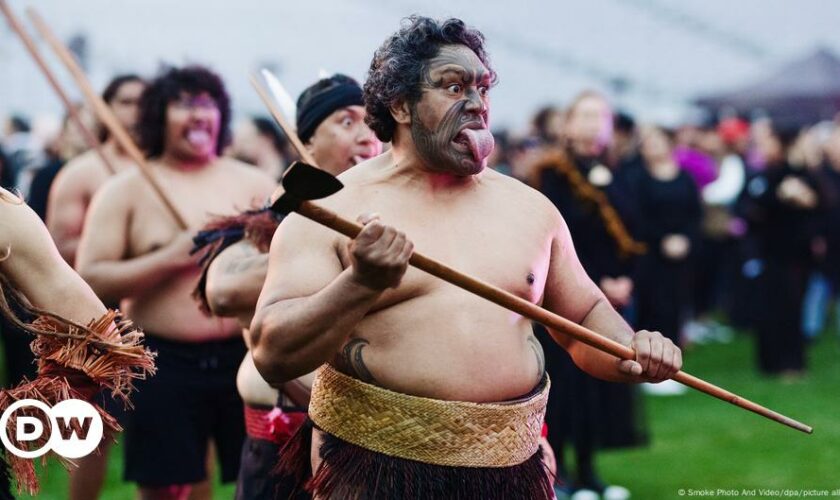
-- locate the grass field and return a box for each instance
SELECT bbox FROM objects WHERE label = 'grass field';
[9,330,840,499]
[597,331,840,499]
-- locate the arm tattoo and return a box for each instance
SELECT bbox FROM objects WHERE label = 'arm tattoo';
[528,334,546,379]
[341,338,378,384]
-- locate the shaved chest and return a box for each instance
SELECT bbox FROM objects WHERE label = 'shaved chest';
[335,190,554,305]
[126,171,262,256]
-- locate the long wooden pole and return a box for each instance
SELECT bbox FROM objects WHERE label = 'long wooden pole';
[250,73,317,166]
[299,199,812,434]
[0,0,116,175]
[251,76,813,435]
[27,7,188,230]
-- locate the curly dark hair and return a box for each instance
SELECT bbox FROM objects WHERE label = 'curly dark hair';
[137,65,231,158]
[363,16,495,142]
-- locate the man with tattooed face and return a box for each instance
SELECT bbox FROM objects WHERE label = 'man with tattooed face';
[251,16,682,499]
[408,45,495,177]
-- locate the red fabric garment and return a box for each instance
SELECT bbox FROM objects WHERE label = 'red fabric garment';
[244,405,306,444]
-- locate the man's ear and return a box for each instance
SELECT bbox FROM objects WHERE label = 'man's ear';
[390,100,411,125]
[303,139,316,158]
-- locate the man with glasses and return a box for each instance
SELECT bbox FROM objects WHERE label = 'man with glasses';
[76,65,275,500]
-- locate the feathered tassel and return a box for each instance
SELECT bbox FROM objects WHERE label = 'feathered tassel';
[30,310,155,407]
[294,431,553,500]
[273,418,314,497]
[273,420,553,500]
[191,207,283,314]
[0,283,156,495]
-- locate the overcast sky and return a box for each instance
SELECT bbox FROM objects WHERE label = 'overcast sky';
[2,0,839,132]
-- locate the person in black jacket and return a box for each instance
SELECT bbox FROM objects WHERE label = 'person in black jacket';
[632,125,702,347]
[813,127,840,334]
[736,125,820,376]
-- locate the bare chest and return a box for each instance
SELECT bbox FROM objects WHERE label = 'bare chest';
[127,173,263,256]
[334,191,554,306]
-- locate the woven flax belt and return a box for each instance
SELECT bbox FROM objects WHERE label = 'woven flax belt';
[309,364,550,468]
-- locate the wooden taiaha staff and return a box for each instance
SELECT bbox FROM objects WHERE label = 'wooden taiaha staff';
[26,7,188,230]
[249,73,318,166]
[251,74,813,435]
[0,0,116,175]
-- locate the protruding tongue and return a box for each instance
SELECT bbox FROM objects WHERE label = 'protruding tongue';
[187,129,211,148]
[460,128,494,162]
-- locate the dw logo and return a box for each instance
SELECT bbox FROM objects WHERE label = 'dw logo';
[0,399,103,459]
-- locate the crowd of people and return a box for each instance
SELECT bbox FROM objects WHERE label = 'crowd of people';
[484,94,840,497]
[492,95,840,381]
[0,13,835,500]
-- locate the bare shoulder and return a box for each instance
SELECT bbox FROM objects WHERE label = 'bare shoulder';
[335,153,390,186]
[52,150,105,189]
[325,154,391,209]
[89,164,142,208]
[219,157,274,182]
[483,169,561,227]
[217,157,276,197]
[59,149,101,174]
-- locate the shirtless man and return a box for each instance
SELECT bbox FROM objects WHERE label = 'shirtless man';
[76,66,275,500]
[251,17,682,499]
[194,73,380,500]
[47,74,145,265]
[42,74,145,500]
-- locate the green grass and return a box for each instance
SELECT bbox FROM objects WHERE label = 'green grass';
[7,330,840,499]
[597,332,840,498]
[16,443,236,499]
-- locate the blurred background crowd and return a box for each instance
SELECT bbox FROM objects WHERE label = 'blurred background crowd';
[6,52,839,383]
[1,1,838,498]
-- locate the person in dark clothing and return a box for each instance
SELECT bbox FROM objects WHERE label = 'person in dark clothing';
[610,111,644,181]
[815,128,840,319]
[0,167,41,388]
[0,141,37,391]
[736,126,820,376]
[27,159,63,221]
[533,91,649,498]
[27,105,91,221]
[632,125,702,346]
[0,146,13,190]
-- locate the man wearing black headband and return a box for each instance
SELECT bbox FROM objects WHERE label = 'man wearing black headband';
[190,74,379,500]
[297,74,381,174]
